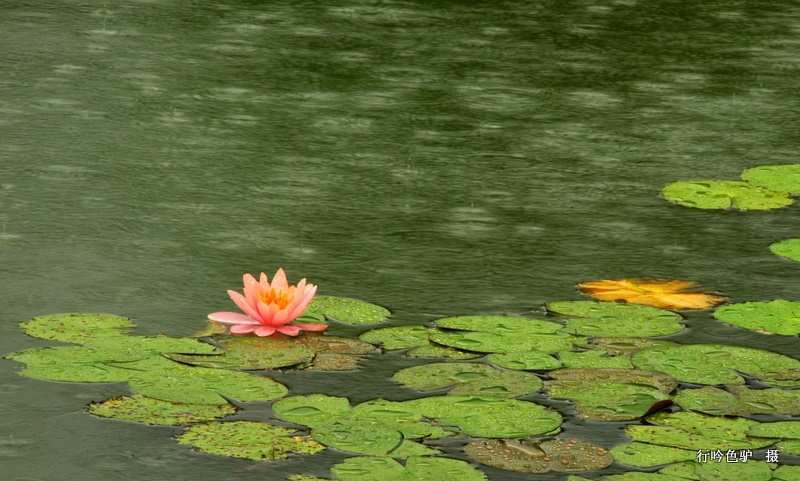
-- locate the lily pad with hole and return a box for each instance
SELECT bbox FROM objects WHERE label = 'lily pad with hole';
[20,313,136,344]
[770,239,800,263]
[125,357,288,405]
[466,438,613,473]
[741,164,800,194]
[610,442,696,468]
[547,369,674,421]
[330,456,488,481]
[87,395,237,425]
[558,350,633,369]
[176,421,325,460]
[661,180,792,210]
[547,301,684,337]
[7,346,138,382]
[488,350,563,370]
[392,362,543,398]
[674,385,800,416]
[403,395,562,438]
[658,460,773,481]
[300,297,390,325]
[713,300,800,336]
[625,412,777,450]
[630,343,800,386]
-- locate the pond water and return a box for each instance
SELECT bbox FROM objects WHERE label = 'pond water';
[1,1,799,480]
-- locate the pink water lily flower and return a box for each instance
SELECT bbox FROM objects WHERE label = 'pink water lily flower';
[208,268,327,337]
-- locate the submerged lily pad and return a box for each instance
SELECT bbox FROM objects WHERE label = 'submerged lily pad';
[630,343,800,386]
[661,180,792,210]
[547,301,684,337]
[674,385,800,416]
[20,313,135,344]
[659,460,773,481]
[392,362,543,398]
[610,442,696,468]
[88,395,237,425]
[488,350,562,370]
[625,412,777,450]
[403,395,562,438]
[330,456,487,481]
[770,239,800,263]
[713,300,800,336]
[547,369,675,421]
[741,164,800,194]
[466,438,613,473]
[176,421,324,460]
[301,297,390,325]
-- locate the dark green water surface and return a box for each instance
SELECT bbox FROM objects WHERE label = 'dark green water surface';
[1,1,799,480]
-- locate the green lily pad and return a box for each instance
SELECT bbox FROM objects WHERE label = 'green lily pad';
[466,438,612,473]
[330,456,487,481]
[166,336,315,370]
[312,418,405,456]
[713,300,800,336]
[661,180,792,210]
[435,315,564,334]
[747,420,800,439]
[273,394,353,427]
[547,301,684,337]
[348,399,452,440]
[7,346,138,382]
[176,421,325,460]
[488,350,562,370]
[88,395,237,425]
[773,465,800,481]
[770,239,800,263]
[587,338,680,355]
[741,164,800,194]
[625,412,777,450]
[126,357,288,405]
[359,326,433,350]
[406,343,482,359]
[403,395,562,438]
[610,442,696,468]
[778,439,800,455]
[604,474,688,481]
[558,350,633,369]
[547,369,675,421]
[631,343,800,386]
[430,330,583,354]
[301,297,390,325]
[20,313,135,344]
[659,460,773,481]
[674,385,800,416]
[392,362,543,398]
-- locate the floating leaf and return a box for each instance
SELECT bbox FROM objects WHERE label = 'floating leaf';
[359,326,433,350]
[661,180,792,210]
[770,239,800,263]
[20,313,135,344]
[610,442,696,468]
[330,456,487,481]
[406,343,482,359]
[631,343,800,386]
[741,164,800,194]
[747,420,800,440]
[674,385,800,416]
[558,350,633,369]
[466,438,613,473]
[714,300,800,336]
[773,465,800,481]
[312,418,405,456]
[578,279,725,310]
[488,350,562,370]
[176,421,324,460]
[659,460,773,481]
[603,474,688,481]
[166,336,315,370]
[88,395,237,425]
[392,362,543,398]
[403,396,562,438]
[302,297,390,325]
[435,316,564,334]
[625,412,777,450]
[430,330,583,354]
[548,300,685,337]
[587,338,680,355]
[7,346,137,382]
[126,357,288,405]
[273,394,352,427]
[547,369,675,421]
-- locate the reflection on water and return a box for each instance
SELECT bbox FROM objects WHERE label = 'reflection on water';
[1,0,799,479]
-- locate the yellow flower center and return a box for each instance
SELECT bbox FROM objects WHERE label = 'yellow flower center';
[258,288,292,309]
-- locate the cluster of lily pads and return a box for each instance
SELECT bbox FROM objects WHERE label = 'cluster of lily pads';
[5,289,800,480]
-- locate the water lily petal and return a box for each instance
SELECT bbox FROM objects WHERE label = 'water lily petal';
[207,312,260,325]
[259,272,271,290]
[272,309,289,325]
[228,290,263,322]
[277,325,301,336]
[271,268,289,291]
[254,326,277,337]
[285,284,318,321]
[242,273,261,305]
[255,299,276,325]
[294,323,329,332]
[230,324,259,334]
